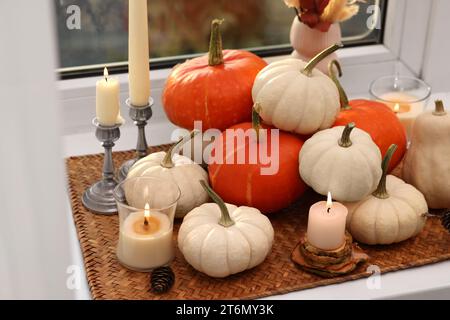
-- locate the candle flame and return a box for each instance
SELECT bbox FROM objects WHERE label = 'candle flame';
[103,67,109,80]
[144,203,150,219]
[326,192,333,213]
[394,103,400,113]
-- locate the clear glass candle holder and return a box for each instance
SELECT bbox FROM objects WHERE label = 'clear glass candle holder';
[113,177,181,272]
[370,75,431,140]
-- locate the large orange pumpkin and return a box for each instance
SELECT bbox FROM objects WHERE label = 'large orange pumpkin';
[163,19,267,131]
[208,109,307,214]
[330,61,407,172]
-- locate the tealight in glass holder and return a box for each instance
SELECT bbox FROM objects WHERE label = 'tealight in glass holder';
[370,75,431,140]
[113,177,180,272]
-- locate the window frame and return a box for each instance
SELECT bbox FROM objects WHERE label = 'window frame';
[59,0,434,137]
[57,0,388,80]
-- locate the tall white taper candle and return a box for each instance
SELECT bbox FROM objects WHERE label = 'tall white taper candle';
[129,0,151,107]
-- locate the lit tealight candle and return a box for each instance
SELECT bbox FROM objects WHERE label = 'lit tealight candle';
[380,92,425,140]
[117,204,174,271]
[306,192,348,251]
[96,67,121,126]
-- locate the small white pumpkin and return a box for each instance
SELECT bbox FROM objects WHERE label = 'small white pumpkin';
[252,44,341,135]
[299,123,382,202]
[178,181,274,278]
[403,100,450,209]
[346,145,428,245]
[126,131,209,218]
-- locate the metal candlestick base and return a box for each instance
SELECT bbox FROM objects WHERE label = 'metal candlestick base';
[82,119,121,215]
[117,97,153,182]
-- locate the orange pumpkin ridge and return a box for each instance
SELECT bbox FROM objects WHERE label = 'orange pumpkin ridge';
[163,20,267,131]
[209,122,308,214]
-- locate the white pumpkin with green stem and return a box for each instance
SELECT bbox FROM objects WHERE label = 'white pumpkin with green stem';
[403,100,450,209]
[252,43,341,135]
[126,131,209,218]
[346,145,428,245]
[299,122,382,202]
[178,181,274,278]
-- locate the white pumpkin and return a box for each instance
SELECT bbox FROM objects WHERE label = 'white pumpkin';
[178,181,274,278]
[299,123,382,202]
[252,44,341,135]
[403,100,450,209]
[126,131,209,218]
[346,145,428,245]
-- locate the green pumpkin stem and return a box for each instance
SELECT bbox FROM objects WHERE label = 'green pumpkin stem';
[302,43,343,77]
[161,130,199,168]
[373,144,398,199]
[252,103,262,143]
[208,19,225,66]
[433,100,447,116]
[328,60,351,110]
[200,180,235,228]
[338,123,356,148]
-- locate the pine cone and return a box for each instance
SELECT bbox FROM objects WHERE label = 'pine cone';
[442,211,450,233]
[150,266,175,294]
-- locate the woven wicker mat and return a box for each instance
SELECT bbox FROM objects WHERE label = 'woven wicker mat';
[66,145,450,300]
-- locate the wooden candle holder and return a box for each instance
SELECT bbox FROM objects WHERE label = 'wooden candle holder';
[291,232,369,278]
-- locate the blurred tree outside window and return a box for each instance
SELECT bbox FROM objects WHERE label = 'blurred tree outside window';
[55,0,385,71]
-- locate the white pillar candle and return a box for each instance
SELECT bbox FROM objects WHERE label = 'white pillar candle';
[306,192,348,251]
[117,204,174,271]
[380,92,425,140]
[128,0,151,107]
[96,68,120,126]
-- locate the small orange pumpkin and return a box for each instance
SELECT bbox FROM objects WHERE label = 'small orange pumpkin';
[330,61,407,172]
[163,19,267,131]
[208,107,307,214]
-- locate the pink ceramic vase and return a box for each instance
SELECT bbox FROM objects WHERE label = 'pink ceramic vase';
[290,17,342,75]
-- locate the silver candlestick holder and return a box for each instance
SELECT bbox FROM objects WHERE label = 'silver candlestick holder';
[82,118,121,215]
[117,97,153,182]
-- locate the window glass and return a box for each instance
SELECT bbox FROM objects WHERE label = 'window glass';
[55,0,385,71]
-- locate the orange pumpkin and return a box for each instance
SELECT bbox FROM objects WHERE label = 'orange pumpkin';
[163,19,267,131]
[330,61,407,172]
[208,107,307,214]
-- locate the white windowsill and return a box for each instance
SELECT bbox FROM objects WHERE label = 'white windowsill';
[63,89,450,300]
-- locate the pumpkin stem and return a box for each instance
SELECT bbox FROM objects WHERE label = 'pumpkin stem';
[328,60,351,110]
[208,19,225,66]
[252,103,262,143]
[433,100,447,116]
[200,180,235,228]
[161,130,199,168]
[338,123,355,148]
[302,43,343,77]
[373,144,398,199]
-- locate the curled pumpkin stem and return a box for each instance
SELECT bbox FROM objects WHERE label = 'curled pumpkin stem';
[373,144,398,199]
[200,180,235,228]
[302,43,343,76]
[338,122,355,148]
[328,60,350,110]
[208,19,225,66]
[161,130,200,168]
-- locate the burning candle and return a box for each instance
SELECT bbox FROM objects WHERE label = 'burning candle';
[96,67,120,126]
[380,92,425,140]
[306,192,348,251]
[117,203,174,271]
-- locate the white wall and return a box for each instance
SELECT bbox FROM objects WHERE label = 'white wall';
[0,0,74,299]
[422,0,450,92]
